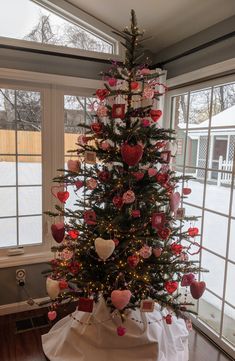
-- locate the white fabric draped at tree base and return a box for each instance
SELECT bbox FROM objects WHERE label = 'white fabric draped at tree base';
[42,298,189,361]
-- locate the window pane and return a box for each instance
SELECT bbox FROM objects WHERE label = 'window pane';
[0,187,16,217]
[202,211,228,256]
[201,250,225,297]
[19,215,42,245]
[18,186,42,216]
[205,171,231,215]
[0,0,113,54]
[184,168,204,207]
[0,89,16,153]
[18,156,42,185]
[0,218,17,248]
[225,262,235,307]
[188,88,211,126]
[0,156,16,186]
[229,220,235,262]
[222,303,235,347]
[198,290,222,334]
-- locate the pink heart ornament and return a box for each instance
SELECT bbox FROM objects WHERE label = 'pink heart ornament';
[181,273,195,287]
[111,290,132,310]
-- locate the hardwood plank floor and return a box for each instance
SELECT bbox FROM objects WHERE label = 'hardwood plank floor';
[0,308,233,361]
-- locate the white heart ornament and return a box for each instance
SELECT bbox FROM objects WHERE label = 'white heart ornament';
[46,277,60,300]
[95,238,115,261]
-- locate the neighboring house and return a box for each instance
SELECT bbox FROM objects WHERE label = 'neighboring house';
[178,105,235,184]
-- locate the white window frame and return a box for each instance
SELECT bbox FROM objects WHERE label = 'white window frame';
[0,67,102,268]
[165,63,235,358]
[0,0,124,60]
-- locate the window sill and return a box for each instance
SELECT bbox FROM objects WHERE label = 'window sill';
[0,251,53,268]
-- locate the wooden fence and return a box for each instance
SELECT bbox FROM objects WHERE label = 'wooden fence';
[0,130,79,162]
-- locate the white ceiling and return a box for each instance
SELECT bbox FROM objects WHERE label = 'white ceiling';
[66,0,235,53]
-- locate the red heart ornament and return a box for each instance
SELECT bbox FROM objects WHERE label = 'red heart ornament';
[132,171,145,181]
[121,143,143,166]
[165,281,178,294]
[188,227,199,237]
[96,88,109,100]
[51,223,65,243]
[150,109,162,122]
[75,180,83,189]
[57,191,70,203]
[190,281,206,299]
[131,81,139,90]
[183,187,192,195]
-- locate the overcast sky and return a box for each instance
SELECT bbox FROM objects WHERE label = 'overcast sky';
[0,0,57,39]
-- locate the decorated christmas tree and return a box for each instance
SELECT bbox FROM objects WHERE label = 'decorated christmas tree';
[45,10,206,335]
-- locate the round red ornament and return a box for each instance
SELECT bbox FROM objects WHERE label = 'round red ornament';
[91,122,102,134]
[170,242,183,255]
[183,187,192,195]
[68,229,79,239]
[112,195,123,209]
[127,254,140,268]
[108,77,117,87]
[59,279,68,289]
[131,81,139,90]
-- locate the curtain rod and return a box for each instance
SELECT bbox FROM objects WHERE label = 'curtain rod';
[0,43,111,64]
[153,31,235,68]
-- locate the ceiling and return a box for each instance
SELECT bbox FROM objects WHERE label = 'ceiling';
[66,0,235,53]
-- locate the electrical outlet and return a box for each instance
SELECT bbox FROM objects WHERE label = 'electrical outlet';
[16,268,26,282]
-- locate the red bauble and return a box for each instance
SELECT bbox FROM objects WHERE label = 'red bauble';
[121,143,143,166]
[98,170,110,182]
[165,314,172,325]
[150,109,162,122]
[112,195,123,209]
[74,180,83,189]
[51,223,65,243]
[108,77,117,87]
[127,254,140,268]
[68,229,79,239]
[96,88,109,100]
[188,227,199,237]
[59,280,68,289]
[190,281,206,299]
[165,281,178,294]
[69,261,80,275]
[158,227,171,240]
[131,209,140,218]
[131,81,139,90]
[170,242,183,255]
[113,238,119,247]
[91,122,102,134]
[155,173,169,185]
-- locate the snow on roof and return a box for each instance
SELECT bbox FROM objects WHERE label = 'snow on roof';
[178,104,235,129]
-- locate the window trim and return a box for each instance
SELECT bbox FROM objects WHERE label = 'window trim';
[165,70,235,358]
[0,68,101,266]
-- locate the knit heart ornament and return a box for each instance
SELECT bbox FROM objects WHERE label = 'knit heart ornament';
[111,290,132,310]
[181,273,195,287]
[165,281,178,294]
[51,222,65,243]
[150,109,162,122]
[94,238,115,261]
[190,281,206,299]
[121,143,143,166]
[170,192,181,212]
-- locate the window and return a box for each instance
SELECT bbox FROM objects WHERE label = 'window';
[0,0,116,54]
[0,87,42,248]
[168,77,235,357]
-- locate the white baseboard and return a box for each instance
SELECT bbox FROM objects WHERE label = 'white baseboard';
[0,296,51,316]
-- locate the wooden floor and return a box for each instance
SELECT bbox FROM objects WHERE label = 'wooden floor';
[0,308,233,361]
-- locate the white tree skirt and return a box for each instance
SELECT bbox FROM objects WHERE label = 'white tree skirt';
[42,298,189,361]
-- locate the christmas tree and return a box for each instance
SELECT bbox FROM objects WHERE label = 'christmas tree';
[45,10,206,333]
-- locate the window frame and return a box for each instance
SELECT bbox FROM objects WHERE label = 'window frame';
[0,67,102,267]
[0,0,123,59]
[165,71,235,358]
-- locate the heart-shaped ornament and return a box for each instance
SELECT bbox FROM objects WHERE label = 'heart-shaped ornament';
[108,77,117,87]
[132,171,145,181]
[183,187,192,195]
[51,222,65,243]
[131,81,139,90]
[94,238,115,261]
[150,109,162,122]
[57,191,70,203]
[121,143,143,166]
[188,227,199,237]
[170,192,181,212]
[46,277,60,299]
[181,273,195,287]
[67,159,80,172]
[48,310,57,321]
[148,168,157,177]
[190,281,206,299]
[96,88,109,100]
[111,290,132,310]
[165,281,178,294]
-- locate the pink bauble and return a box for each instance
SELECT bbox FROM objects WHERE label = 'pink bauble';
[148,168,157,177]
[139,245,152,259]
[122,190,135,204]
[97,105,108,117]
[100,141,110,150]
[142,118,150,127]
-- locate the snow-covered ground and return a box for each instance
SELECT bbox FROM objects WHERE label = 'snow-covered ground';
[0,162,234,322]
